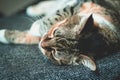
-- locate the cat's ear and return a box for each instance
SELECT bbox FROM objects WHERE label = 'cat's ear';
[81,14,94,33]
[76,14,95,35]
[80,54,96,71]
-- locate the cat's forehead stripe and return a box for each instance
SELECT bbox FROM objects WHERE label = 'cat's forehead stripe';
[48,19,67,37]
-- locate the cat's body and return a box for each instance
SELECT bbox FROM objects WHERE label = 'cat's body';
[0,0,120,71]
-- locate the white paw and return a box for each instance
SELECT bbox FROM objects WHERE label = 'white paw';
[0,29,9,44]
[67,0,77,6]
[26,6,40,16]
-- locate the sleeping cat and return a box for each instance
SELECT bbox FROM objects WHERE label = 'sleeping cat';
[0,0,120,71]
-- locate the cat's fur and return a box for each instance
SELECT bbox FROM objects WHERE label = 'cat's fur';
[0,0,120,71]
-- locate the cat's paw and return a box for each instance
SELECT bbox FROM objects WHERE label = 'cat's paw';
[0,29,9,44]
[26,1,57,16]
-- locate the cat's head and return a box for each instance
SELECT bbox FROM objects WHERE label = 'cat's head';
[40,14,97,71]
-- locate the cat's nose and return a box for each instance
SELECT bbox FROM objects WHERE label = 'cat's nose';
[41,41,48,49]
[40,34,54,52]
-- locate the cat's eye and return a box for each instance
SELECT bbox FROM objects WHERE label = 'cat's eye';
[54,29,61,37]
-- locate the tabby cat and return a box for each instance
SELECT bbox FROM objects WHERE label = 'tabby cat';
[0,0,120,71]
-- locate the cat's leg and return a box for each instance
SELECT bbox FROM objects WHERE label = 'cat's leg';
[0,29,41,44]
[31,0,83,34]
[26,0,82,17]
[26,0,58,16]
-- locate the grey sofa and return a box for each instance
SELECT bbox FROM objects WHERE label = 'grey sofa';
[0,0,120,79]
[0,14,120,80]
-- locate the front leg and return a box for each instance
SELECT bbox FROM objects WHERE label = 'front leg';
[0,29,41,44]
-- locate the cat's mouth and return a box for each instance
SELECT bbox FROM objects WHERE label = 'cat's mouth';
[40,39,54,55]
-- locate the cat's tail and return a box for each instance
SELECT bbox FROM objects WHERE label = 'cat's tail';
[0,29,41,44]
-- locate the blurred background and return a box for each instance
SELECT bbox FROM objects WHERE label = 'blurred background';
[0,0,44,18]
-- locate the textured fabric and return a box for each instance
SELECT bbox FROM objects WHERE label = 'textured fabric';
[0,14,120,80]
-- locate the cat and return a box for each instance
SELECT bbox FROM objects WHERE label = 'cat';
[0,0,120,71]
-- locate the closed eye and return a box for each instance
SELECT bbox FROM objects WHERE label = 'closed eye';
[53,29,63,37]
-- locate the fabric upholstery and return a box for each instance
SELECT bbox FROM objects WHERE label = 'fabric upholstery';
[0,14,120,80]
